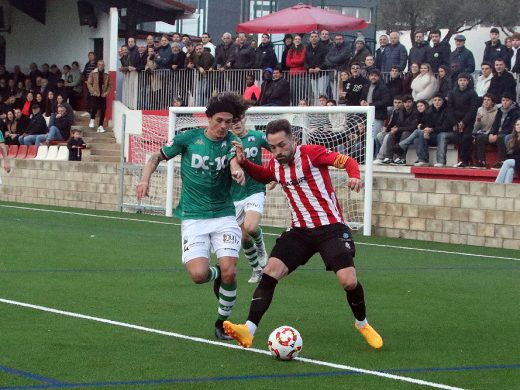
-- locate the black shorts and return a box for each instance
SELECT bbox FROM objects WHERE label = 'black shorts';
[270,223,356,273]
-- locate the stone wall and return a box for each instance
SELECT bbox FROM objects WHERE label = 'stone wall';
[371,177,520,250]
[0,160,122,210]
[2,160,519,250]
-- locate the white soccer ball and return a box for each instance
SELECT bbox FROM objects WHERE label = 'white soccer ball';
[267,325,303,360]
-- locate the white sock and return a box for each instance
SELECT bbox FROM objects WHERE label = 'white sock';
[246,320,257,336]
[356,319,368,328]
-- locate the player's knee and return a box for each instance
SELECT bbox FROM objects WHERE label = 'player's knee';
[189,271,208,284]
[343,279,358,291]
[220,267,236,284]
[243,221,257,236]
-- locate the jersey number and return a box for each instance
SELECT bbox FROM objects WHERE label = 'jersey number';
[244,147,258,158]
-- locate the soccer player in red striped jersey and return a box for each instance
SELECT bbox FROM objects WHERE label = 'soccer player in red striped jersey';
[224,119,383,349]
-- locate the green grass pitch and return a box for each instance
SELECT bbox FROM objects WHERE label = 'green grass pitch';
[0,201,519,389]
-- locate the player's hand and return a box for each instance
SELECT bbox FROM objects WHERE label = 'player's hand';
[231,141,245,164]
[266,181,277,190]
[136,181,149,199]
[347,178,363,193]
[232,169,245,186]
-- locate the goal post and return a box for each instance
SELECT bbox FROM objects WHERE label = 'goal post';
[120,105,374,236]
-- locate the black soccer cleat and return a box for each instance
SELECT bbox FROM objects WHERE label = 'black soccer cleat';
[215,320,233,340]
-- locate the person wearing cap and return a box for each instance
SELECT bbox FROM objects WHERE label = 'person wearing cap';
[449,35,475,84]
[136,92,249,341]
[408,31,431,71]
[18,103,48,146]
[487,57,516,100]
[483,28,507,64]
[444,73,479,168]
[349,36,371,68]
[380,31,408,73]
[259,66,290,106]
[475,92,520,168]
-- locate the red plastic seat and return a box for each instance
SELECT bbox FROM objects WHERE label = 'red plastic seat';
[7,145,18,158]
[26,145,38,159]
[16,145,28,159]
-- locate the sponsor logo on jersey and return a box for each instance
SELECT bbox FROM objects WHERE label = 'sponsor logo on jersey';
[166,139,175,147]
[195,139,204,145]
[282,175,306,187]
[221,141,227,148]
[248,136,255,142]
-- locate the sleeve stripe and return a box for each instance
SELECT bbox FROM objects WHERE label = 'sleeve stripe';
[159,147,169,161]
[333,154,349,169]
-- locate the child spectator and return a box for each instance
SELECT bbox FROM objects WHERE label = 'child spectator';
[67,129,86,161]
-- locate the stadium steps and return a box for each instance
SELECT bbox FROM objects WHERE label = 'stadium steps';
[72,111,120,163]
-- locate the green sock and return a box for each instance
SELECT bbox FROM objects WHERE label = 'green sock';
[217,281,237,321]
[251,227,264,248]
[204,265,220,283]
[243,239,260,270]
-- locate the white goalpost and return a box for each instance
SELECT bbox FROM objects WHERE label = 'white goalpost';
[121,105,375,236]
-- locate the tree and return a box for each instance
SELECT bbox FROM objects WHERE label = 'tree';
[377,0,518,42]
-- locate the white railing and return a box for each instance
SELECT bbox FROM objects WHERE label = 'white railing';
[122,68,338,109]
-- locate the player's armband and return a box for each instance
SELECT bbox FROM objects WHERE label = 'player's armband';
[333,154,349,169]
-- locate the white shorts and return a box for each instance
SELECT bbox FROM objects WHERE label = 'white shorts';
[234,192,265,226]
[181,216,242,263]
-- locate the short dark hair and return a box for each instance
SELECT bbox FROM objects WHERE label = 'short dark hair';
[246,73,256,81]
[430,29,441,36]
[266,119,291,136]
[495,58,506,64]
[202,32,211,38]
[72,61,79,67]
[432,94,444,100]
[272,65,283,73]
[483,93,495,102]
[481,61,493,68]
[402,95,414,102]
[326,99,337,105]
[393,95,403,101]
[319,94,328,100]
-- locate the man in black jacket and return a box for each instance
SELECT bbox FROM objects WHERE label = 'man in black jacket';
[18,104,48,146]
[483,28,507,64]
[487,58,516,100]
[427,30,450,73]
[259,67,290,106]
[213,32,235,70]
[255,34,278,70]
[408,31,431,70]
[449,35,475,84]
[232,33,255,69]
[343,63,368,106]
[474,92,520,167]
[36,105,73,146]
[443,73,479,167]
[304,31,329,103]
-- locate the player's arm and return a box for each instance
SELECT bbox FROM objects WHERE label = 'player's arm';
[310,145,363,193]
[136,152,164,199]
[232,140,276,184]
[137,134,184,199]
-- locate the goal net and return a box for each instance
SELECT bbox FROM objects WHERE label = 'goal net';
[120,106,374,235]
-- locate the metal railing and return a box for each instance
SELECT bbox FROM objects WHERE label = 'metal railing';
[122,68,338,109]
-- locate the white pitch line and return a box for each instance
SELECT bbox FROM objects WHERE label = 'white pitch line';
[1,204,519,262]
[0,298,465,390]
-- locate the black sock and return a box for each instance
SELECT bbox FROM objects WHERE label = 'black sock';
[247,274,278,326]
[346,282,366,322]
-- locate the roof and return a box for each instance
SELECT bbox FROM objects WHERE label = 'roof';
[140,0,196,14]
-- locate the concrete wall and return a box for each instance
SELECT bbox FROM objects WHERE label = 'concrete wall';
[1,160,519,250]
[371,177,520,250]
[2,0,111,72]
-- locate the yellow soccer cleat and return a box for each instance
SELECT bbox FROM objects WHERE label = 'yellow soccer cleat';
[223,321,254,348]
[356,323,383,349]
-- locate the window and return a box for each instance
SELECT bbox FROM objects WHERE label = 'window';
[250,0,277,20]
[325,6,372,24]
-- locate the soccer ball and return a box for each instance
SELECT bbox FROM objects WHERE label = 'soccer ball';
[267,325,303,360]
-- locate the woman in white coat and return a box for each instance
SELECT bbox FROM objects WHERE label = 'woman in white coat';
[411,63,439,103]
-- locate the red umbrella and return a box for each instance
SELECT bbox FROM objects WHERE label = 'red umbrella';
[236,3,368,34]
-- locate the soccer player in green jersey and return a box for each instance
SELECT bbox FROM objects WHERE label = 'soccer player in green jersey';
[136,92,248,340]
[230,115,271,283]
[0,131,11,185]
